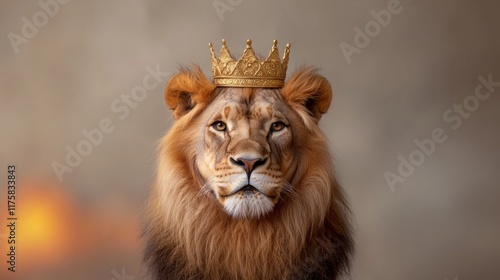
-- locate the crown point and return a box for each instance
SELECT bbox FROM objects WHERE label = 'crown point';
[286,43,291,49]
[209,43,216,58]
[273,39,278,46]
[222,39,226,45]
[246,39,252,47]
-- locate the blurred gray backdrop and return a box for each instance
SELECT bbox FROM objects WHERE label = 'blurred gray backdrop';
[1,0,499,279]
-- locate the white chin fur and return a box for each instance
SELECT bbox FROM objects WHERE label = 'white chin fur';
[223,194,274,219]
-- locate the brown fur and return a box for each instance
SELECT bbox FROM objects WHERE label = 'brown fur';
[142,66,353,279]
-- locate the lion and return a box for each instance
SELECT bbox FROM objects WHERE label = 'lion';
[142,66,354,279]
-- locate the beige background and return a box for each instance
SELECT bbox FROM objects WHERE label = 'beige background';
[1,0,499,279]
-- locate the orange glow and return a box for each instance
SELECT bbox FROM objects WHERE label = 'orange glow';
[13,181,74,267]
[0,179,142,279]
[18,197,68,254]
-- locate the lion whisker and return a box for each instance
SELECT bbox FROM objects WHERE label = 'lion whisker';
[199,178,215,197]
[280,180,297,203]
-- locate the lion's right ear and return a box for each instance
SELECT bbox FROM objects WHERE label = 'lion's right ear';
[165,67,216,119]
[281,67,332,128]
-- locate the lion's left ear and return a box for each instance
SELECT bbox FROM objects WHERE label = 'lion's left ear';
[165,66,216,119]
[281,67,332,124]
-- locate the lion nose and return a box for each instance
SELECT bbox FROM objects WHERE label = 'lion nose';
[230,157,267,177]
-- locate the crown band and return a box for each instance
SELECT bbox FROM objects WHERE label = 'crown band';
[209,39,290,88]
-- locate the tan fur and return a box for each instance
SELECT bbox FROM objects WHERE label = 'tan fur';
[143,66,353,279]
[165,66,216,119]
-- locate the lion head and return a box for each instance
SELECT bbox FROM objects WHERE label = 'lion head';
[143,66,353,279]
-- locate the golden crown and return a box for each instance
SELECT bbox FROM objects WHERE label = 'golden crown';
[209,39,290,88]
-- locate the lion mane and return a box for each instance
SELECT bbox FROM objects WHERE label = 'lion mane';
[142,66,353,279]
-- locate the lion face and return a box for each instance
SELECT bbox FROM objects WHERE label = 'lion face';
[196,88,298,219]
[163,67,334,220]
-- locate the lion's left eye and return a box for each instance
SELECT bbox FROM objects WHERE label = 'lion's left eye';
[211,121,227,132]
[270,121,286,132]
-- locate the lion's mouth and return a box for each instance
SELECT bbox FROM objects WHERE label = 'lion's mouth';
[217,184,279,219]
[220,185,275,198]
[239,185,257,194]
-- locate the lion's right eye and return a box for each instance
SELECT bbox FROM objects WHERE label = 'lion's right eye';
[211,121,227,132]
